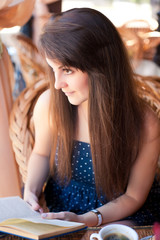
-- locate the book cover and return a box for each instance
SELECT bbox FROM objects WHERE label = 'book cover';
[0,196,86,239]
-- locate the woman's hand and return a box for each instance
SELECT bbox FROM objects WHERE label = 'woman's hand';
[41,211,101,226]
[41,211,84,223]
[24,191,43,213]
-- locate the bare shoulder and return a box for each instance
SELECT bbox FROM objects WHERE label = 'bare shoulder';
[32,89,52,155]
[34,89,50,112]
[33,89,51,120]
[35,89,50,107]
[143,106,160,142]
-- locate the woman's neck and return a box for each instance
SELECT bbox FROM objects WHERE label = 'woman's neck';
[75,103,90,143]
[78,102,88,121]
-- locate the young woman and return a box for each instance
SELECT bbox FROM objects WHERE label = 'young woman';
[24,8,160,226]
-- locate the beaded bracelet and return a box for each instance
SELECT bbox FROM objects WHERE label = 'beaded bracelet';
[91,209,103,226]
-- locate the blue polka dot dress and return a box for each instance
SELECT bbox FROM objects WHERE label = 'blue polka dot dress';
[44,140,160,225]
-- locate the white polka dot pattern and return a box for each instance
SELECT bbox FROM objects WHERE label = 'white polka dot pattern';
[44,141,160,225]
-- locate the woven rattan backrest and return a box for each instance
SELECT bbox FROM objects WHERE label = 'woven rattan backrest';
[10,78,49,184]
[139,31,160,60]
[9,74,160,185]
[135,74,160,118]
[121,19,155,35]
[118,27,143,60]
[12,33,46,87]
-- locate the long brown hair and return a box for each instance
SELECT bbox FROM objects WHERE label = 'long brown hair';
[39,8,144,200]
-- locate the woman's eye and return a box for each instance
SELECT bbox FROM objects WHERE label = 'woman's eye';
[63,68,72,74]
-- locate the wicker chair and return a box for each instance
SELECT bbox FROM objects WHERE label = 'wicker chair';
[121,19,157,35]
[118,27,143,60]
[10,77,49,209]
[120,19,160,60]
[9,74,160,206]
[139,31,160,60]
[135,74,160,119]
[11,33,46,87]
[10,78,49,184]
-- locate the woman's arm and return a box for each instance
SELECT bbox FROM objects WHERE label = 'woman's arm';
[83,108,160,226]
[42,108,160,226]
[24,90,51,212]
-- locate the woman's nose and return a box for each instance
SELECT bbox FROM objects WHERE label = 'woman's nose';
[54,74,67,90]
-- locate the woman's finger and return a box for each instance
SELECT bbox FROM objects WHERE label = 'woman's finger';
[41,212,68,220]
[27,199,41,212]
[41,211,78,222]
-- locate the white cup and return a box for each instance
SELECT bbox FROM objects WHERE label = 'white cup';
[90,224,138,240]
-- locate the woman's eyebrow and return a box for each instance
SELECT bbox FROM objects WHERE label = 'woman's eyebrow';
[58,65,64,69]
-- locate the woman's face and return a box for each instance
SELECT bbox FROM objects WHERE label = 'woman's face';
[46,58,89,106]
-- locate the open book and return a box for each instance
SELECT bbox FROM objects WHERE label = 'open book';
[0,196,86,239]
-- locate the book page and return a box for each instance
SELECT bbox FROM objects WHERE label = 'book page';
[1,217,85,227]
[0,219,65,236]
[21,218,85,227]
[0,196,40,222]
[0,196,85,228]
[0,219,85,239]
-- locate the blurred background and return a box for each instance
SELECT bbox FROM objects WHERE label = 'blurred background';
[1,0,157,34]
[1,0,160,197]
[2,0,160,96]
[63,0,155,26]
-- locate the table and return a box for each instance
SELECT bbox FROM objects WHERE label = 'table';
[0,226,153,240]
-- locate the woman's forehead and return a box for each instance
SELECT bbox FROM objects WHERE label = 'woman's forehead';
[46,58,61,66]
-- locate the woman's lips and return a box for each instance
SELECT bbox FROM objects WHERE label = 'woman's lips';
[63,91,74,96]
